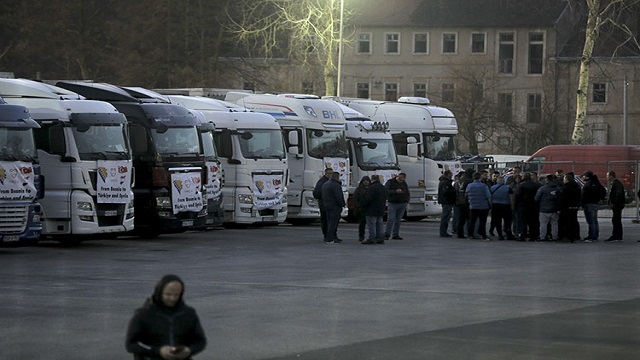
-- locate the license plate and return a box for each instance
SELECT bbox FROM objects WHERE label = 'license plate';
[4,235,19,242]
[182,220,194,227]
[261,217,276,222]
[104,210,118,216]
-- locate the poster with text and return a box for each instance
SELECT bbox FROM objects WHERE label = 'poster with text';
[251,174,284,210]
[97,160,132,204]
[323,157,349,191]
[171,172,204,214]
[0,161,36,201]
[205,161,222,200]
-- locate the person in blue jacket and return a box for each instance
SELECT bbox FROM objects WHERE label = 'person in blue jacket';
[466,172,492,241]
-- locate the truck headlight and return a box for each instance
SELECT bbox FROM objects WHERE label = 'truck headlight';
[32,214,41,222]
[238,194,253,204]
[305,196,317,207]
[76,201,93,212]
[156,196,172,208]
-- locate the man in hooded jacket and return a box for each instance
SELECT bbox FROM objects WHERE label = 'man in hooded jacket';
[126,274,207,360]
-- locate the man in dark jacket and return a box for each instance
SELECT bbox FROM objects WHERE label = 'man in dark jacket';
[558,172,581,242]
[361,174,388,244]
[321,172,346,243]
[438,170,456,237]
[606,171,625,241]
[514,172,541,241]
[384,173,410,240]
[534,174,560,241]
[313,168,333,241]
[581,170,606,242]
[126,274,207,360]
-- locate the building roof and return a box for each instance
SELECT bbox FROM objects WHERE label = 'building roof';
[353,0,569,28]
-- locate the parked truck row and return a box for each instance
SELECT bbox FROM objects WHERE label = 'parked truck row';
[0,79,462,246]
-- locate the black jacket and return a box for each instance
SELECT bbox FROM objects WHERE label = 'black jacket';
[313,175,330,205]
[558,180,581,210]
[582,176,606,206]
[385,178,410,203]
[361,181,388,217]
[515,179,540,206]
[126,276,206,360]
[321,178,345,209]
[608,178,625,209]
[438,176,456,205]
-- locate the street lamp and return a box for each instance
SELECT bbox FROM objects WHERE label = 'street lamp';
[336,0,344,97]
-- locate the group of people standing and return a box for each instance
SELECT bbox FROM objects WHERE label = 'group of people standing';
[438,167,626,243]
[313,168,410,244]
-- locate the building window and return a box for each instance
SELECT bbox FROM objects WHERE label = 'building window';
[357,33,371,54]
[413,83,427,98]
[442,33,457,54]
[498,32,514,74]
[471,33,486,54]
[527,93,542,123]
[385,83,398,101]
[528,32,544,74]
[497,93,513,122]
[357,82,370,99]
[385,33,400,54]
[302,81,314,95]
[593,83,607,103]
[442,83,455,103]
[413,33,428,54]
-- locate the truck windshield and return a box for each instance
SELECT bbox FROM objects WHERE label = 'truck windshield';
[355,139,398,169]
[238,129,285,159]
[73,124,130,160]
[201,132,218,159]
[152,127,201,155]
[424,134,457,161]
[307,129,348,159]
[0,128,37,161]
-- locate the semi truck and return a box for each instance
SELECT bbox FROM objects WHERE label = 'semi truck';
[0,79,135,243]
[336,97,461,219]
[167,96,288,225]
[0,98,43,245]
[226,93,349,223]
[55,81,207,236]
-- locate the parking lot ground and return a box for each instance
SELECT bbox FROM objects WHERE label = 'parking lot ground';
[3,218,640,359]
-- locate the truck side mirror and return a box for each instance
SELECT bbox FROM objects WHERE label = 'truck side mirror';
[288,131,299,146]
[288,146,299,155]
[407,143,419,157]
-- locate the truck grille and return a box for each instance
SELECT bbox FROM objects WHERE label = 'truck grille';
[0,205,28,234]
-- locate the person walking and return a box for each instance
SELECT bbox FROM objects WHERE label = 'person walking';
[535,174,560,242]
[438,170,456,237]
[384,173,409,240]
[353,176,371,242]
[313,168,333,242]
[322,171,346,243]
[581,171,606,242]
[361,174,388,244]
[557,172,582,242]
[606,171,625,242]
[466,172,492,241]
[490,176,515,240]
[126,274,207,360]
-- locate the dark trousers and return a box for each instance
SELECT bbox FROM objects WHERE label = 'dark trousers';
[520,205,540,240]
[456,204,469,237]
[491,204,513,238]
[611,206,624,239]
[468,208,490,238]
[325,206,342,241]
[558,209,580,241]
[357,211,366,239]
[319,202,328,239]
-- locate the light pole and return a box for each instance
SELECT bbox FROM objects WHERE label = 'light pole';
[336,0,344,97]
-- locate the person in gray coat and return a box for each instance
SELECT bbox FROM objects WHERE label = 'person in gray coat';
[535,174,560,241]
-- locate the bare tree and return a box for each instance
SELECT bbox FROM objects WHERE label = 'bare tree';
[226,0,347,96]
[571,0,640,144]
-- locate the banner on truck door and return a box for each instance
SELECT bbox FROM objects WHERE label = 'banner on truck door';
[171,172,204,214]
[323,157,349,191]
[97,160,132,204]
[0,161,36,201]
[205,161,222,200]
[251,174,284,210]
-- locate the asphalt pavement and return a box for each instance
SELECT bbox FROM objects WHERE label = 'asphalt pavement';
[2,217,640,359]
